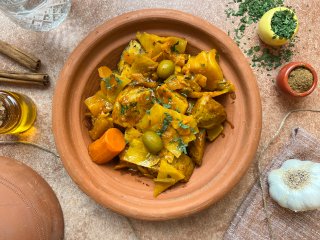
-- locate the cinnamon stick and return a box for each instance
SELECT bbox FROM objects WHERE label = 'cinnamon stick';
[0,71,49,86]
[0,40,41,71]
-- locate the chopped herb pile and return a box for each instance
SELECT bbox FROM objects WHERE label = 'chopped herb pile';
[271,9,297,39]
[246,41,295,70]
[225,0,298,71]
[226,0,284,41]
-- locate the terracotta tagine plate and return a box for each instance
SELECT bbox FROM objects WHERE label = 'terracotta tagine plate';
[0,156,64,239]
[53,9,262,220]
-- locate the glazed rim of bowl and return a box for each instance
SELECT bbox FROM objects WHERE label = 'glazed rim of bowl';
[53,9,262,220]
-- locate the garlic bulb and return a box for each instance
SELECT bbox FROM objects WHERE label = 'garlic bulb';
[268,159,320,212]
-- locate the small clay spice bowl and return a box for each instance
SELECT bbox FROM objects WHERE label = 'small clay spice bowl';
[276,62,318,97]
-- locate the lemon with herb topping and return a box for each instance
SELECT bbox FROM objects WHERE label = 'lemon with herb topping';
[258,7,299,47]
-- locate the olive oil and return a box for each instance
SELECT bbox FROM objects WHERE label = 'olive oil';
[0,91,37,134]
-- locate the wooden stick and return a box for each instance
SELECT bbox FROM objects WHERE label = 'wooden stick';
[0,40,41,71]
[0,71,49,86]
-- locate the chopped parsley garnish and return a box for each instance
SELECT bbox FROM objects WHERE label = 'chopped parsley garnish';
[102,74,123,90]
[120,104,129,115]
[179,121,190,129]
[171,137,188,154]
[170,41,180,53]
[180,92,188,98]
[120,102,137,115]
[163,103,171,109]
[178,140,188,154]
[115,76,123,85]
[190,127,198,135]
[215,52,220,61]
[157,113,173,136]
[152,96,161,104]
[102,76,112,90]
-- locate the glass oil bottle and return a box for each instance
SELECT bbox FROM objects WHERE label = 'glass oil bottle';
[0,91,37,134]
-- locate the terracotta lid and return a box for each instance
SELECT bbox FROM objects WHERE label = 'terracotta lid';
[0,156,64,240]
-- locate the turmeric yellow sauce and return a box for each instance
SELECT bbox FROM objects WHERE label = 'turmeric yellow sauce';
[85,32,235,197]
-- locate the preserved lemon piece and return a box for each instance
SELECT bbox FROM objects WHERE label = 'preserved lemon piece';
[84,90,113,117]
[100,73,131,104]
[183,49,223,90]
[154,159,185,197]
[189,130,206,166]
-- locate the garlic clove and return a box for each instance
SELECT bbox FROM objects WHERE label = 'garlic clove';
[298,187,320,211]
[269,185,289,209]
[310,163,320,174]
[269,171,291,207]
[286,190,307,212]
[281,159,304,169]
[268,159,320,212]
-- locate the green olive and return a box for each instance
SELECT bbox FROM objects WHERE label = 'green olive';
[157,60,175,79]
[142,131,163,154]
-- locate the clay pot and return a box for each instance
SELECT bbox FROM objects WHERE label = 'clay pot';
[53,9,262,220]
[276,62,318,97]
[0,156,64,240]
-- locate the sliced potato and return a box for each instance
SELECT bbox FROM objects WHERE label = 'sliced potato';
[172,154,194,182]
[189,130,206,165]
[191,94,226,129]
[183,49,223,90]
[206,124,224,141]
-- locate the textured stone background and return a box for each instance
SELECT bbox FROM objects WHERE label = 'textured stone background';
[0,0,319,239]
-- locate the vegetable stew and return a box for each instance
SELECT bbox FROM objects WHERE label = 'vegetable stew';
[84,32,235,197]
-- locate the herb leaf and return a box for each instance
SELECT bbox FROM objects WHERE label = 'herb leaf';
[102,76,112,89]
[157,113,173,136]
[172,137,188,154]
[179,121,189,129]
[271,9,297,39]
[170,41,180,53]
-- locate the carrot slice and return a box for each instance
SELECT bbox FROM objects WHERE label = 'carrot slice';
[88,128,126,164]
